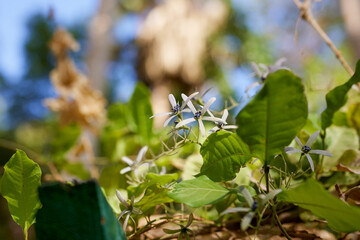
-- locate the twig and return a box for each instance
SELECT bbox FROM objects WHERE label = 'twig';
[293,0,355,76]
[273,206,292,240]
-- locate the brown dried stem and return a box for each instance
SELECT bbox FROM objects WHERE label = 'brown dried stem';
[293,0,355,76]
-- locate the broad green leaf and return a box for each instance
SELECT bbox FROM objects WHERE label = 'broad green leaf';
[129,83,153,143]
[199,131,252,182]
[236,70,308,163]
[0,150,42,236]
[321,60,360,130]
[167,175,229,208]
[278,178,360,232]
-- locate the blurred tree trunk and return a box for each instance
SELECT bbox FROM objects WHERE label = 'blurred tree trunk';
[85,0,116,172]
[340,0,360,61]
[86,0,116,92]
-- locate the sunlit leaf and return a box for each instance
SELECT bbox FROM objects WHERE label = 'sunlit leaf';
[199,131,252,182]
[278,178,360,232]
[236,70,308,163]
[321,60,360,130]
[0,150,42,236]
[167,175,229,208]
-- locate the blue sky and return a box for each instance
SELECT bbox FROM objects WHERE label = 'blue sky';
[0,0,98,80]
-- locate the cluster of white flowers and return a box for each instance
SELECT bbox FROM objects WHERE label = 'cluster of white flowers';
[150,92,238,137]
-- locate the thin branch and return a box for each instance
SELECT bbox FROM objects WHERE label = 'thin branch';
[293,0,355,76]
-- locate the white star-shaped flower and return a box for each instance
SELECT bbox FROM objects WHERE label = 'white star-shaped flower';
[208,109,238,133]
[285,131,333,171]
[116,190,142,231]
[150,92,199,127]
[175,94,225,137]
[246,58,290,92]
[120,146,152,175]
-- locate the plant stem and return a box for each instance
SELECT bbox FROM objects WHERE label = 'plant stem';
[273,206,292,240]
[264,164,270,193]
[316,130,326,179]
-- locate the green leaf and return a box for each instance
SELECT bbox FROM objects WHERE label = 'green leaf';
[128,173,178,198]
[0,150,42,236]
[129,173,178,214]
[167,175,229,208]
[199,131,252,182]
[278,178,360,232]
[134,184,173,214]
[321,60,360,130]
[129,83,153,143]
[236,70,308,163]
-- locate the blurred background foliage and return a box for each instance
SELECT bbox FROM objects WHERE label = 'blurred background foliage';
[1,0,360,239]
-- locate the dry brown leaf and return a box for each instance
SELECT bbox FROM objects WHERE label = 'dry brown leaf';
[45,28,106,132]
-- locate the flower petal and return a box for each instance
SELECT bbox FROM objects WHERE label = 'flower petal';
[295,136,304,148]
[116,190,130,208]
[223,125,238,130]
[207,109,215,118]
[123,213,130,230]
[240,187,254,207]
[201,97,216,115]
[305,153,315,171]
[198,120,206,137]
[309,149,333,157]
[118,210,129,220]
[202,116,226,124]
[150,112,173,118]
[175,118,196,128]
[251,62,262,77]
[222,109,229,121]
[136,146,148,163]
[208,126,219,133]
[284,147,302,154]
[163,115,177,127]
[274,57,287,67]
[181,93,197,113]
[121,156,134,166]
[241,211,255,231]
[306,130,320,147]
[181,92,199,109]
[180,108,191,113]
[221,207,251,215]
[168,94,176,108]
[132,207,143,215]
[120,166,132,174]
